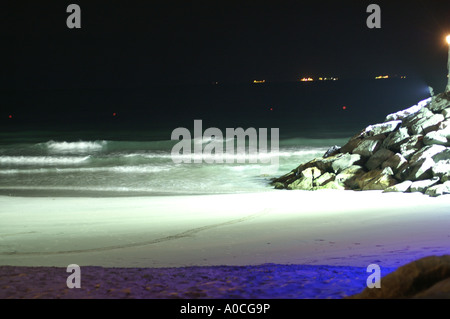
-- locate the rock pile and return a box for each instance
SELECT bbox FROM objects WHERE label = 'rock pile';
[272,92,450,196]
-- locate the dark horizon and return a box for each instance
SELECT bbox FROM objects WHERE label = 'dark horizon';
[2,0,450,90]
[1,0,450,133]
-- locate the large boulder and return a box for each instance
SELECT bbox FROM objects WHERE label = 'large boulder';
[272,171,296,186]
[352,137,383,157]
[431,160,450,182]
[273,182,285,189]
[340,138,362,154]
[400,135,424,160]
[363,175,397,190]
[349,255,450,299]
[425,181,450,197]
[430,147,450,163]
[410,114,445,135]
[384,98,431,122]
[339,130,365,154]
[314,172,336,186]
[381,153,408,174]
[442,107,450,119]
[382,127,410,152]
[323,145,341,158]
[405,157,435,181]
[331,153,363,173]
[357,167,397,191]
[402,107,434,128]
[438,119,450,130]
[364,121,402,136]
[423,131,449,146]
[272,154,343,186]
[316,180,345,190]
[309,154,344,173]
[409,145,447,166]
[301,166,322,179]
[427,92,450,112]
[409,177,440,193]
[385,104,421,122]
[335,165,366,189]
[383,180,413,193]
[365,148,395,170]
[287,176,313,190]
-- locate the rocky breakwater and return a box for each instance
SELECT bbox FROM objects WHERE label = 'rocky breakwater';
[272,92,450,197]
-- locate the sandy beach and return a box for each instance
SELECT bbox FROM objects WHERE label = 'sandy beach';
[1,190,449,268]
[0,190,449,298]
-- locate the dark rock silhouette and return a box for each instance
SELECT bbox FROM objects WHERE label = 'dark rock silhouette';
[349,255,450,299]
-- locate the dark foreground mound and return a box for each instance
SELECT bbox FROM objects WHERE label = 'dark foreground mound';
[272,92,450,196]
[0,264,394,299]
[350,255,450,298]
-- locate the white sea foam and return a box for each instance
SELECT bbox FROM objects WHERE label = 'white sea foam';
[125,153,172,159]
[122,147,325,161]
[168,148,327,162]
[0,156,90,166]
[45,140,107,152]
[228,165,264,171]
[109,166,172,173]
[0,165,172,174]
[0,185,154,192]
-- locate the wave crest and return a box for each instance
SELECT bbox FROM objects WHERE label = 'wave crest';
[45,140,107,152]
[0,156,90,166]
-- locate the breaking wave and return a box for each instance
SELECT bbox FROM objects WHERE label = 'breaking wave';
[44,140,107,152]
[0,156,90,166]
[0,165,173,175]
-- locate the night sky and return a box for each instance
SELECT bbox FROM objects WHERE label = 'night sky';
[2,0,450,90]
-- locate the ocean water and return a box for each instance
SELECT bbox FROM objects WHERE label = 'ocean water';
[0,136,351,196]
[0,79,430,196]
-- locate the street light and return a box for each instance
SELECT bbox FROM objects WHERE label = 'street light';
[447,35,450,92]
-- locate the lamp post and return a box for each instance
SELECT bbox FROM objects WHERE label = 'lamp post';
[447,35,450,92]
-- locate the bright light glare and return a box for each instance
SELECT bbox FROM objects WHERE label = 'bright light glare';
[446,35,450,44]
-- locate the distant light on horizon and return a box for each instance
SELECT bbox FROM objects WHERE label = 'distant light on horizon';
[318,77,338,81]
[375,75,406,80]
[253,80,266,84]
[300,77,338,82]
